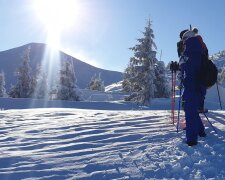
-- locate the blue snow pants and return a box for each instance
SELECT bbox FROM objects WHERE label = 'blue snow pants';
[183,89,205,143]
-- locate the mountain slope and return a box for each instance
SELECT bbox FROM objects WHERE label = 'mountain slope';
[0,43,123,90]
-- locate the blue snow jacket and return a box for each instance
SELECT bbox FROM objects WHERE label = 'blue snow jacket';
[179,36,206,143]
[180,36,203,91]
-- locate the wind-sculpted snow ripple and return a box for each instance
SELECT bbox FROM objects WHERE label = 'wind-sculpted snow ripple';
[0,108,225,179]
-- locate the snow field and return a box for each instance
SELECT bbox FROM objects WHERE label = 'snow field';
[1,108,225,179]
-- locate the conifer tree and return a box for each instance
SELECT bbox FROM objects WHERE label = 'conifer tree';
[32,64,48,99]
[0,72,6,97]
[154,61,170,98]
[9,47,32,98]
[122,62,135,93]
[57,60,80,101]
[211,50,225,84]
[88,73,105,92]
[218,68,225,84]
[123,18,157,104]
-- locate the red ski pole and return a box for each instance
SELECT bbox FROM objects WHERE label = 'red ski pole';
[170,61,175,124]
[173,69,177,124]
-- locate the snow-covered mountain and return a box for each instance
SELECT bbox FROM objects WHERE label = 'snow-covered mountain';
[0,43,123,90]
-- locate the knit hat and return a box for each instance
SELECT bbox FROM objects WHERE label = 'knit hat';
[179,29,189,39]
[182,30,195,40]
[192,27,198,34]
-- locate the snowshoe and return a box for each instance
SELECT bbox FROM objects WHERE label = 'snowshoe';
[186,141,198,146]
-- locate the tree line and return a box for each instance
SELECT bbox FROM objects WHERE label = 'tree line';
[0,47,105,100]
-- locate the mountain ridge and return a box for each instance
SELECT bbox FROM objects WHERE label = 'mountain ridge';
[0,43,123,90]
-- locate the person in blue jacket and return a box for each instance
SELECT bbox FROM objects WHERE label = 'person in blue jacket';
[179,30,206,146]
[192,27,208,112]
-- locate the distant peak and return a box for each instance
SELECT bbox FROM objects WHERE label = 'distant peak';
[26,42,47,47]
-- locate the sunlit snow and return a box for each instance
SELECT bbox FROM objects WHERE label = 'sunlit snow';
[0,84,225,179]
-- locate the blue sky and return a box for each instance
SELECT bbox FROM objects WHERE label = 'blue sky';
[0,0,225,72]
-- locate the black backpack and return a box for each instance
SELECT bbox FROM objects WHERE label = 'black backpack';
[199,55,218,88]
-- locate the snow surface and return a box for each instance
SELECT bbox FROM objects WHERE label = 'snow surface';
[105,81,124,93]
[1,108,225,179]
[0,85,225,179]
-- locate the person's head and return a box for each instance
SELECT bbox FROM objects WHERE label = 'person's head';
[180,29,189,39]
[182,30,195,41]
[192,27,198,34]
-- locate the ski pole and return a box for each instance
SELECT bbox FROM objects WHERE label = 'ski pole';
[171,70,174,123]
[203,113,218,134]
[173,69,177,124]
[177,86,182,133]
[216,82,223,110]
[172,70,175,124]
[173,62,180,125]
[170,61,175,124]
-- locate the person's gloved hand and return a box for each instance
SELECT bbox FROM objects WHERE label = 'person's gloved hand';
[177,83,183,90]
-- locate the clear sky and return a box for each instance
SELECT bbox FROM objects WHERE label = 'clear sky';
[0,0,225,72]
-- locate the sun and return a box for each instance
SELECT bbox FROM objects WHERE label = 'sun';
[34,0,81,48]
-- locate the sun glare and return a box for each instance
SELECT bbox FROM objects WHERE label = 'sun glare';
[34,0,81,48]
[34,0,79,30]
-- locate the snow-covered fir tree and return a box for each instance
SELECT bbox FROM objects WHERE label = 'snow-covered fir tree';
[123,18,157,104]
[122,62,135,93]
[210,50,225,84]
[0,72,6,97]
[88,73,105,92]
[31,64,48,99]
[30,67,37,98]
[218,68,225,84]
[57,60,80,101]
[9,47,32,98]
[154,61,170,98]
[210,50,225,60]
